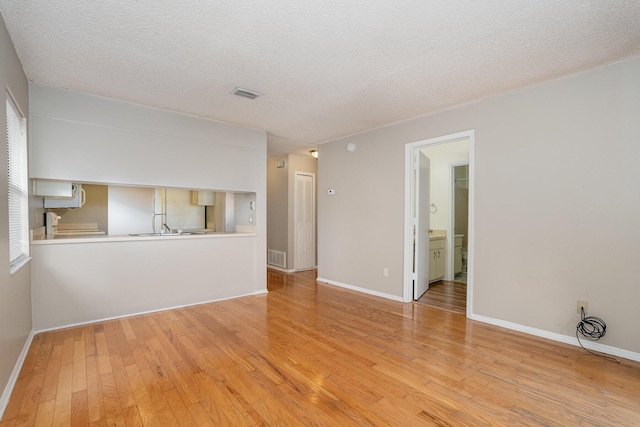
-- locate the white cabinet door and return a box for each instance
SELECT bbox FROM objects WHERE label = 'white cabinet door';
[429,249,438,282]
[435,248,445,279]
[429,238,446,282]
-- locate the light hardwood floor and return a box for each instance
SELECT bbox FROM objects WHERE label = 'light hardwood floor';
[417,280,467,314]
[1,269,639,426]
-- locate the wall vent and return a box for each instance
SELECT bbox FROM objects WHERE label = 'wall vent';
[267,250,286,268]
[233,86,260,99]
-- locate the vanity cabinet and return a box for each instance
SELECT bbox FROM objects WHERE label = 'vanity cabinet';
[429,238,446,282]
[454,236,463,275]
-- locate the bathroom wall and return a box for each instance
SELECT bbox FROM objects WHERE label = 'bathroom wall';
[420,139,469,231]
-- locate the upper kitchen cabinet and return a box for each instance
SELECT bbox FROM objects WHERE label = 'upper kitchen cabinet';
[33,180,74,198]
[192,190,215,206]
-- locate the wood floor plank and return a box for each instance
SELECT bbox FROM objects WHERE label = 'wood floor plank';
[2,269,640,426]
[120,404,143,427]
[71,390,89,426]
[99,372,125,426]
[162,388,198,427]
[94,332,111,376]
[124,364,163,426]
[38,344,62,404]
[71,339,87,393]
[32,399,55,427]
[138,367,180,425]
[85,352,105,424]
[417,279,467,313]
[51,362,73,426]
[185,402,219,427]
[103,322,136,411]
[10,368,46,426]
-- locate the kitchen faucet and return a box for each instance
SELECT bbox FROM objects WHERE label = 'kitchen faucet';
[162,223,171,233]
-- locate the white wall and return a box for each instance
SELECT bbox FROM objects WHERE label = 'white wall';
[32,236,258,330]
[0,11,32,418]
[235,192,256,227]
[29,84,264,192]
[267,153,318,270]
[267,157,289,264]
[287,154,318,269]
[28,85,267,297]
[318,56,640,355]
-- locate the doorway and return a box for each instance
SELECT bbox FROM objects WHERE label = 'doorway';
[294,172,316,271]
[403,130,474,317]
[451,163,469,283]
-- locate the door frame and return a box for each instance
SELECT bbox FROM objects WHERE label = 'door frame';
[448,161,469,281]
[403,130,475,317]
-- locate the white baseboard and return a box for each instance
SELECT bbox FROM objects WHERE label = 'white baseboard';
[317,277,404,302]
[469,313,640,363]
[0,330,36,421]
[267,265,296,274]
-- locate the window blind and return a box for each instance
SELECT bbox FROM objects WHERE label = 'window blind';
[7,95,29,271]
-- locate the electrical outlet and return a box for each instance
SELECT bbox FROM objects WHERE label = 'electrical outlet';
[577,300,588,315]
[383,268,389,277]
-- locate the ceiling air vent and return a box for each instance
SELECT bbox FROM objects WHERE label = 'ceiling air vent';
[233,86,260,99]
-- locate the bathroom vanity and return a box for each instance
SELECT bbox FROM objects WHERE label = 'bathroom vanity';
[429,236,446,282]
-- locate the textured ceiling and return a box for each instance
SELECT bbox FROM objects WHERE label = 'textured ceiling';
[1,1,639,157]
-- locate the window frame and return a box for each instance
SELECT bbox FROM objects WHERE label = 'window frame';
[6,90,30,274]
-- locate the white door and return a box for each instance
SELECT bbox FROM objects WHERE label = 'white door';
[414,151,431,300]
[294,172,315,270]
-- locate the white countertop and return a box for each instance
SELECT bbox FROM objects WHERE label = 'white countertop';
[31,231,256,245]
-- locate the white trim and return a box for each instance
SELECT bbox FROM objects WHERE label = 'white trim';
[0,330,36,421]
[470,313,640,363]
[317,277,405,302]
[466,137,475,318]
[267,265,318,274]
[34,290,267,334]
[267,265,297,274]
[403,130,475,312]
